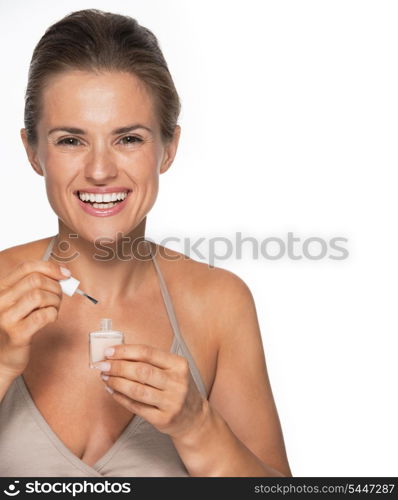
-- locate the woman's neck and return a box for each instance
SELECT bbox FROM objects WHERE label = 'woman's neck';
[51,219,154,306]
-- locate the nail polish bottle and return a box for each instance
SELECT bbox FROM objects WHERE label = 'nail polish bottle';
[89,318,124,368]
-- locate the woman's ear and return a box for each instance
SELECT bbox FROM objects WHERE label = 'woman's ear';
[20,128,44,176]
[159,125,181,174]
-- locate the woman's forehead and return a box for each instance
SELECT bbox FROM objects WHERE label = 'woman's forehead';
[40,69,157,130]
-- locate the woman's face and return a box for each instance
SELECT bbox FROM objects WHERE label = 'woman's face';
[21,70,180,243]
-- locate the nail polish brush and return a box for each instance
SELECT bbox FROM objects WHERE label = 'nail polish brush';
[59,276,99,304]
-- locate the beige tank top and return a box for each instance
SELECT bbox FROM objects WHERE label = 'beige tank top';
[0,236,208,477]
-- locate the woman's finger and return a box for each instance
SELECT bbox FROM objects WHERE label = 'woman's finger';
[0,259,68,292]
[106,389,162,422]
[0,272,62,310]
[104,375,163,408]
[3,289,61,325]
[97,359,168,390]
[104,343,183,370]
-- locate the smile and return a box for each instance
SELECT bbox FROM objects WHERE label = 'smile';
[74,189,132,217]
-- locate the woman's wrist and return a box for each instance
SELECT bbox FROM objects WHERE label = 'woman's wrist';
[171,398,215,447]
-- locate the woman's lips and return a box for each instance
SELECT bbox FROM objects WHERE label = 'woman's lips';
[75,191,132,217]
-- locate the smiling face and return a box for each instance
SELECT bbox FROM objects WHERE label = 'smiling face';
[20,69,180,243]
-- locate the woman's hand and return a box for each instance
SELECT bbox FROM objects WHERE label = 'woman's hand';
[93,343,208,440]
[0,260,67,381]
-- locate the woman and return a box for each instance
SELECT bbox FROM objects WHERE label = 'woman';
[0,8,291,477]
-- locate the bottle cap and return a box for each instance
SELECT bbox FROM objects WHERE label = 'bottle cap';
[100,318,112,331]
[59,276,80,297]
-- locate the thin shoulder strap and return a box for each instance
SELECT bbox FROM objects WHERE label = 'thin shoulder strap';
[147,242,208,398]
[42,236,57,262]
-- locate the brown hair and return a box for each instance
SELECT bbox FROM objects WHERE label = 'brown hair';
[23,8,181,146]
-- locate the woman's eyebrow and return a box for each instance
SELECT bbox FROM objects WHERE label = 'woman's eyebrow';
[47,123,153,136]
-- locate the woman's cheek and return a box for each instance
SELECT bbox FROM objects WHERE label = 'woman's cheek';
[44,174,70,216]
[44,184,62,216]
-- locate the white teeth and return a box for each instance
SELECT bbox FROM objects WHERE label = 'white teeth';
[92,202,117,208]
[78,191,129,203]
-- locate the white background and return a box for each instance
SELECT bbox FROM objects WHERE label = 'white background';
[1,0,397,477]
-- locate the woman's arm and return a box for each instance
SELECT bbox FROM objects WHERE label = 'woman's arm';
[171,270,292,477]
[0,250,18,403]
[171,399,288,476]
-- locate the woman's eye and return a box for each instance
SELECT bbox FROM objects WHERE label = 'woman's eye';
[55,135,143,147]
[120,135,143,145]
[56,137,81,146]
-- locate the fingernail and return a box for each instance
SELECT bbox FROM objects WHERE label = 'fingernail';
[105,347,115,357]
[93,361,111,371]
[105,385,114,394]
[60,266,71,277]
[101,374,109,381]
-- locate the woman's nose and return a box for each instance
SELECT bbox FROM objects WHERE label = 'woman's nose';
[84,148,118,182]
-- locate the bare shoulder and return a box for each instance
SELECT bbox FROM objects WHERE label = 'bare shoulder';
[153,243,253,345]
[0,237,52,279]
[153,243,251,293]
